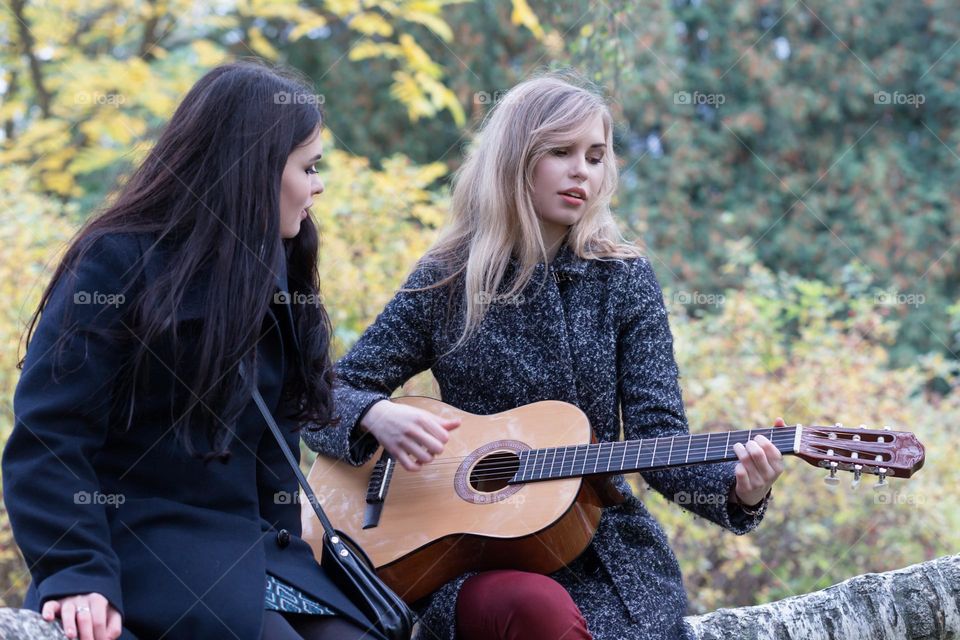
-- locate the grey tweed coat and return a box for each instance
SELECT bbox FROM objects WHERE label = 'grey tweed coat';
[304,244,768,640]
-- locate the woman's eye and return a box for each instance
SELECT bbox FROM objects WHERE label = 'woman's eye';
[306,165,319,175]
[551,148,568,157]
[589,156,604,165]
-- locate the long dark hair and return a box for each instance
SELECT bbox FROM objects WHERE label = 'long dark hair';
[20,59,336,461]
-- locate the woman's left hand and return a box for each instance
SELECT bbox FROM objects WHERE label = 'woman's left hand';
[732,417,787,506]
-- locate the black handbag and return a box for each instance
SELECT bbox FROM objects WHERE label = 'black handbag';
[248,381,417,640]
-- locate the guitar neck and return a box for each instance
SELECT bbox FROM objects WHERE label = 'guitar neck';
[511,426,800,483]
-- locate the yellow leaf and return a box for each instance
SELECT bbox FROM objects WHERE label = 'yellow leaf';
[348,40,401,61]
[40,171,75,195]
[247,26,279,60]
[511,0,544,39]
[191,40,228,67]
[288,15,329,41]
[350,12,394,37]
[397,34,442,78]
[404,11,453,41]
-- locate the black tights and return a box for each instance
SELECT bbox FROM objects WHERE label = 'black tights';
[260,610,374,640]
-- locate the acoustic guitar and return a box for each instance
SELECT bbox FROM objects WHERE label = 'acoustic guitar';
[301,397,925,603]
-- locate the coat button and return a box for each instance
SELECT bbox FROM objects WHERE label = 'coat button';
[276,529,290,549]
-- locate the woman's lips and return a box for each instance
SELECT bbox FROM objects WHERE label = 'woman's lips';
[559,193,584,206]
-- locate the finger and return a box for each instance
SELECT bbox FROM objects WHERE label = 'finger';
[420,419,454,449]
[441,417,461,431]
[754,434,783,463]
[734,442,764,487]
[745,440,775,482]
[410,441,436,464]
[89,599,108,640]
[407,427,445,458]
[397,448,421,472]
[61,601,78,639]
[773,417,787,427]
[106,608,123,640]
[42,599,60,622]
[755,435,785,473]
[734,462,753,494]
[75,602,94,640]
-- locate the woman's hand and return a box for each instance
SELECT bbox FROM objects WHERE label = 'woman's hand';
[732,417,787,507]
[361,400,461,472]
[41,592,122,640]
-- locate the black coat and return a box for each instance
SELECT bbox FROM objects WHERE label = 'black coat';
[2,233,372,639]
[306,245,769,640]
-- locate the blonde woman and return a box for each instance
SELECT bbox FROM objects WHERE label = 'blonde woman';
[306,74,784,640]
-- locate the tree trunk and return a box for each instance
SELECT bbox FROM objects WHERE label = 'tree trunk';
[686,554,960,640]
[2,555,957,639]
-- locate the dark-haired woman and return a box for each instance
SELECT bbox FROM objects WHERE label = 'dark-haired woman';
[3,61,383,640]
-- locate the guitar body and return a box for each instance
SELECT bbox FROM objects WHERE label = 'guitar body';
[301,397,604,603]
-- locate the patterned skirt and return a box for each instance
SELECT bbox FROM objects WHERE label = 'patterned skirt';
[264,573,336,616]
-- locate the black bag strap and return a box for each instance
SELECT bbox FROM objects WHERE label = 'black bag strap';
[239,364,337,538]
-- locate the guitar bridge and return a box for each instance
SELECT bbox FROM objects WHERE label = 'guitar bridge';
[362,452,396,529]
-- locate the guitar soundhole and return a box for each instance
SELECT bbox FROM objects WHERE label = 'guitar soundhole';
[455,439,529,504]
[469,452,521,493]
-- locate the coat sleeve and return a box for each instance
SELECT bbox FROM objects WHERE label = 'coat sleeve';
[302,263,441,465]
[2,234,142,614]
[617,257,768,534]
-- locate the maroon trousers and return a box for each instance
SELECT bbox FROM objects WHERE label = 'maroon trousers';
[455,570,592,640]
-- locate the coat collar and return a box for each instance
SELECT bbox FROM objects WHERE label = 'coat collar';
[550,242,590,277]
[508,242,591,279]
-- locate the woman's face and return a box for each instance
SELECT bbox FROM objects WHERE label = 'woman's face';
[529,112,606,234]
[279,126,325,239]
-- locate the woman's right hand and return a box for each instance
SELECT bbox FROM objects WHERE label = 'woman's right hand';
[41,592,122,640]
[361,400,461,471]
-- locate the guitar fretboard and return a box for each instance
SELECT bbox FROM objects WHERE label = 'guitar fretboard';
[511,427,799,483]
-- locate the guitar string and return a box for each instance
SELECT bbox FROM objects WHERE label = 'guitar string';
[377,429,800,466]
[373,431,803,482]
[362,432,803,488]
[377,430,801,470]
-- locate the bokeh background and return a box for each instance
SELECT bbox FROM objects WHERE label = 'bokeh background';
[1,0,958,614]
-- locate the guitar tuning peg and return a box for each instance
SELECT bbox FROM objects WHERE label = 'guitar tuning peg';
[824,462,840,487]
[883,425,893,431]
[851,464,863,489]
[873,468,888,491]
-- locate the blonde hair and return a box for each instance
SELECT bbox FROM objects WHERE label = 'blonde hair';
[421,71,641,350]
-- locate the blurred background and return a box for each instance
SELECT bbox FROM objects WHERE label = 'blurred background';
[1,0,958,614]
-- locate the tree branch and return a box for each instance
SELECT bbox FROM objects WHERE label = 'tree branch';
[687,554,960,640]
[10,0,51,118]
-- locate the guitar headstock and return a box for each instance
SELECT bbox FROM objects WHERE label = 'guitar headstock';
[795,423,925,487]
